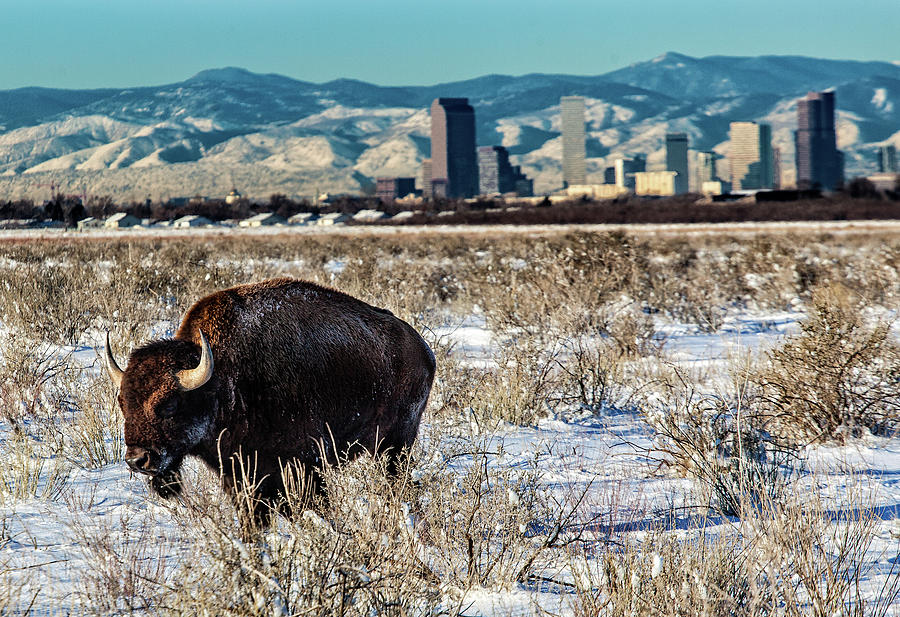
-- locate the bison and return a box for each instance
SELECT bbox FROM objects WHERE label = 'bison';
[105,278,435,522]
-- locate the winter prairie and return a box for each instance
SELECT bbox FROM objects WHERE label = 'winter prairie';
[0,222,898,615]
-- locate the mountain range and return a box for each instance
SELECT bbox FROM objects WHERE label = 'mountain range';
[1,52,899,201]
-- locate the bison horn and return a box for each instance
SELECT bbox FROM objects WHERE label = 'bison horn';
[104,331,124,388]
[176,331,214,391]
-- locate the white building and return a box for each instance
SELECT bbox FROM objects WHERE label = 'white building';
[239,212,285,227]
[565,184,628,200]
[104,212,142,229]
[352,209,387,222]
[315,212,349,226]
[173,215,213,228]
[634,171,678,196]
[288,212,317,225]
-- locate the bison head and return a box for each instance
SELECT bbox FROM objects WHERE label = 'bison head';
[105,331,215,498]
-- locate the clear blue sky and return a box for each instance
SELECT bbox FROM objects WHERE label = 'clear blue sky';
[3,0,899,89]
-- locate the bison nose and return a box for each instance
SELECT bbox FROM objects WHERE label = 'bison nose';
[125,446,157,475]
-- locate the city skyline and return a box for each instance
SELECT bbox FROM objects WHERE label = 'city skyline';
[2,0,900,90]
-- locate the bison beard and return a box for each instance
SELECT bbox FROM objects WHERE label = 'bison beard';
[105,278,435,524]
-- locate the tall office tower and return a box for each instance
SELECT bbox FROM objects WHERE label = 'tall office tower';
[729,122,774,190]
[665,133,690,194]
[696,151,719,185]
[614,156,646,189]
[478,146,517,195]
[773,147,782,188]
[560,96,586,187]
[421,159,433,197]
[795,91,842,190]
[430,98,478,199]
[878,145,898,173]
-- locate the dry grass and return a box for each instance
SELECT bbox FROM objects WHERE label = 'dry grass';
[0,227,898,614]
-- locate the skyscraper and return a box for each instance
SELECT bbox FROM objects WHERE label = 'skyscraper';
[729,122,774,191]
[430,98,478,199]
[614,156,646,189]
[795,91,842,190]
[665,133,689,194]
[878,145,897,173]
[478,146,512,195]
[696,151,719,185]
[560,96,586,187]
[421,158,432,197]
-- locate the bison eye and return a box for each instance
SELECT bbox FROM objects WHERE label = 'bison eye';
[157,400,179,418]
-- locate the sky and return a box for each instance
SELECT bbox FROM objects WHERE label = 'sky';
[2,0,899,90]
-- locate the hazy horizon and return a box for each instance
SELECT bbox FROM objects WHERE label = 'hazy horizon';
[3,0,899,90]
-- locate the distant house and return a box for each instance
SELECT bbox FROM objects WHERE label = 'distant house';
[288,212,317,225]
[315,212,349,226]
[239,212,286,227]
[104,212,142,229]
[76,217,103,231]
[352,209,387,222]
[173,215,213,228]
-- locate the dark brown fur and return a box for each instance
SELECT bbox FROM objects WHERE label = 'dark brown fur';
[117,278,435,520]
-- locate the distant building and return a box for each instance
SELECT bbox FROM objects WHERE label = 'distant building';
[665,133,690,194]
[376,177,416,202]
[695,151,719,185]
[239,212,285,227]
[614,156,646,189]
[288,212,317,225]
[316,212,349,226]
[565,184,629,200]
[729,122,774,191]
[478,146,509,195]
[430,98,478,199]
[701,180,728,196]
[225,188,243,205]
[352,209,388,222]
[512,166,534,197]
[795,91,843,190]
[173,215,213,228]
[77,217,102,231]
[634,171,678,196]
[420,159,433,198]
[773,147,782,188]
[604,167,616,184]
[104,212,141,229]
[867,173,899,191]
[560,96,587,187]
[878,145,897,173]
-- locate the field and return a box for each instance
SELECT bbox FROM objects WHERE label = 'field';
[0,222,899,615]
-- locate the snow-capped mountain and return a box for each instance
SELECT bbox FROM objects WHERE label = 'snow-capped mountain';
[1,54,899,200]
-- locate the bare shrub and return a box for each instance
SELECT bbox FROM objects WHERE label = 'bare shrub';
[0,263,95,345]
[467,336,561,427]
[0,333,73,428]
[748,482,900,617]
[72,515,172,614]
[644,366,795,517]
[751,283,900,444]
[66,369,125,469]
[413,433,592,592]
[570,531,771,617]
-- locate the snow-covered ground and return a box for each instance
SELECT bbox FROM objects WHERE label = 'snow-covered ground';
[0,303,898,615]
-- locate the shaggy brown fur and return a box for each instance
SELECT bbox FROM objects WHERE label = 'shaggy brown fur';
[116,278,435,521]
